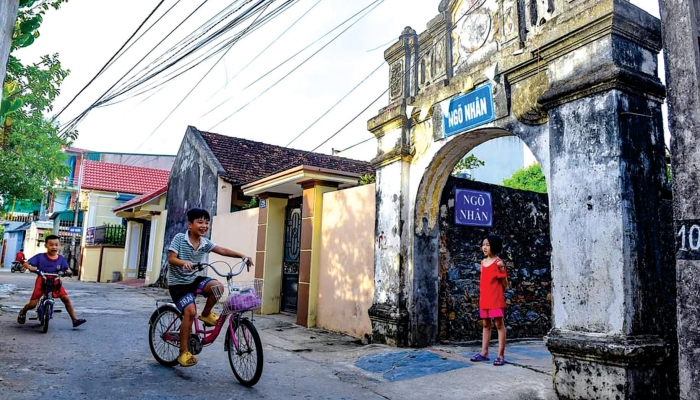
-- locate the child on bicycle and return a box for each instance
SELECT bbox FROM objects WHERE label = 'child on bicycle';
[17,235,86,328]
[168,207,253,367]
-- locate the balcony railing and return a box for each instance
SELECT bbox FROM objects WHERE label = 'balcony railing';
[86,224,126,247]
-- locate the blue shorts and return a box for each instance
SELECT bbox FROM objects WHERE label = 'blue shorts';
[168,276,214,312]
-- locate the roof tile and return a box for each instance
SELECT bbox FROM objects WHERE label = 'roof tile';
[81,161,170,195]
[198,130,374,185]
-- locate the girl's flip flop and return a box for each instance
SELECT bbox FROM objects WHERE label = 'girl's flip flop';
[470,353,490,362]
[17,313,26,324]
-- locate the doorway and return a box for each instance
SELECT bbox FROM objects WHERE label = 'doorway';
[281,198,302,313]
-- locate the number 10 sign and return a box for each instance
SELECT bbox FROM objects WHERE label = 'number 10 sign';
[677,220,700,260]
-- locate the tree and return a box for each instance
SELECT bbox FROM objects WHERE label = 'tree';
[452,154,485,178]
[502,163,548,194]
[0,1,20,98]
[0,0,73,201]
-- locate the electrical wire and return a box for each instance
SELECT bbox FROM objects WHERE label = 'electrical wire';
[53,0,166,121]
[209,0,324,99]
[285,60,384,147]
[207,0,386,130]
[135,0,272,153]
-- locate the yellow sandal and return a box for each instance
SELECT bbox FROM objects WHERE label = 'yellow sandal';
[198,312,218,327]
[178,352,197,367]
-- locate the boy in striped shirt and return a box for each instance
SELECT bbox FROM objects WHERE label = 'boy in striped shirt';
[167,207,253,367]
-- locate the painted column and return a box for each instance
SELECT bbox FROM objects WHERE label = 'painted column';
[660,0,700,397]
[255,194,287,315]
[297,181,338,327]
[541,2,675,398]
[367,26,419,347]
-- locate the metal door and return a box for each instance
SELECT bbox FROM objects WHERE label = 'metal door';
[138,221,152,279]
[281,203,302,313]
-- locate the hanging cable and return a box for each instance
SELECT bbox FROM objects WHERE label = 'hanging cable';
[53,0,166,121]
[206,0,386,129]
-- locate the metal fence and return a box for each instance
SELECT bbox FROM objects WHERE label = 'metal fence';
[86,224,127,247]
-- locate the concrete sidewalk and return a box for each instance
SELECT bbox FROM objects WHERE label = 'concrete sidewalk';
[253,313,556,399]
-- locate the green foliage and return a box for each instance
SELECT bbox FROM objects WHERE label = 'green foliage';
[502,163,548,194]
[359,173,376,185]
[452,154,485,178]
[0,0,73,201]
[13,1,68,51]
[103,224,126,247]
[242,196,258,210]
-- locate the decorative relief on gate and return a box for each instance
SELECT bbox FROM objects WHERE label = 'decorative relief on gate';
[389,60,404,101]
[451,0,499,71]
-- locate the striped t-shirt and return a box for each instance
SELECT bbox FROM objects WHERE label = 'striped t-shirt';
[167,232,216,286]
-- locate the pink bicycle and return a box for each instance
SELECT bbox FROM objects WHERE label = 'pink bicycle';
[148,260,264,386]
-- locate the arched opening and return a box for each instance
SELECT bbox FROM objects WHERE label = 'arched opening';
[410,125,550,347]
[436,135,551,348]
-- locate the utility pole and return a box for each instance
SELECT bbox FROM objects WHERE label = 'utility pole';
[659,0,700,398]
[0,1,19,104]
[70,157,84,273]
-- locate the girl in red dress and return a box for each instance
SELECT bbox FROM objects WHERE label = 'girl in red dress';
[470,234,508,366]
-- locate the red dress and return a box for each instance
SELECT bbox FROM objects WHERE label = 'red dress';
[479,258,507,310]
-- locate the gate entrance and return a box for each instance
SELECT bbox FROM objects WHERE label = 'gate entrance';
[281,199,302,314]
[368,0,676,397]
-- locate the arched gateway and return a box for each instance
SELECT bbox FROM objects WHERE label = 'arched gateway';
[368,0,676,398]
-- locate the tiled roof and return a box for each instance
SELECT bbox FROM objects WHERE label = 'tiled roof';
[198,129,375,186]
[64,147,87,154]
[81,161,170,195]
[113,185,167,212]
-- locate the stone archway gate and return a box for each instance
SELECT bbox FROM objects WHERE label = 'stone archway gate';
[367,0,676,398]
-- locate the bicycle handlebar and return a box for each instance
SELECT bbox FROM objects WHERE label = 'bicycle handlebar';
[188,258,251,279]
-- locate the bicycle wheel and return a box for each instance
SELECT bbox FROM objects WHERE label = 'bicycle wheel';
[227,318,263,387]
[149,307,182,367]
[41,302,52,333]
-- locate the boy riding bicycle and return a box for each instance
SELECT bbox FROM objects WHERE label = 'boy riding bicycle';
[168,207,253,367]
[17,235,86,328]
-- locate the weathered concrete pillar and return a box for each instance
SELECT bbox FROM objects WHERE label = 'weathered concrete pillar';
[541,1,674,398]
[659,0,700,398]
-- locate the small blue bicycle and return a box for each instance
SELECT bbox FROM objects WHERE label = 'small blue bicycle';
[31,270,64,333]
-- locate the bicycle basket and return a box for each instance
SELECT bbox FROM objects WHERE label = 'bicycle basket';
[222,281,263,315]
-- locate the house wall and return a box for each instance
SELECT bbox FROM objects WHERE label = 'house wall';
[83,191,126,242]
[80,246,125,282]
[2,231,23,268]
[161,127,225,281]
[100,153,175,171]
[209,208,259,285]
[80,247,101,282]
[146,211,167,285]
[316,184,375,339]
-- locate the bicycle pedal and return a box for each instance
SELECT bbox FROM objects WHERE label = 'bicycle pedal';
[28,317,38,320]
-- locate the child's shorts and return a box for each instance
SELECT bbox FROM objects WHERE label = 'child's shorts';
[169,276,214,312]
[479,308,505,319]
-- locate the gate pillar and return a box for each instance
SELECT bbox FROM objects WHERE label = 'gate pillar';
[541,2,674,398]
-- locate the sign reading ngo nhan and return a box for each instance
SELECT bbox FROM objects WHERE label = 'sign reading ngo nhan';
[455,189,493,227]
[442,84,495,137]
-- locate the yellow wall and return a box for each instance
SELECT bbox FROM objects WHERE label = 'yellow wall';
[316,184,376,339]
[79,246,125,283]
[209,208,258,285]
[100,247,125,282]
[82,191,125,246]
[80,247,101,282]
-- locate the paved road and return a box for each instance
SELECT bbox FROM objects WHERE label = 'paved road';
[0,269,556,400]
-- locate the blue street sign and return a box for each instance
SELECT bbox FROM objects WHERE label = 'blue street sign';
[443,84,495,137]
[454,189,493,227]
[68,226,82,234]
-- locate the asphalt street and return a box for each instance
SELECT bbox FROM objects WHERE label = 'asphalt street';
[0,268,556,400]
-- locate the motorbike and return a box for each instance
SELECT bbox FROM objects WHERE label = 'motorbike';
[10,261,25,273]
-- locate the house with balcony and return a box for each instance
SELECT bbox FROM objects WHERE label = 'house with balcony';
[77,161,169,282]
